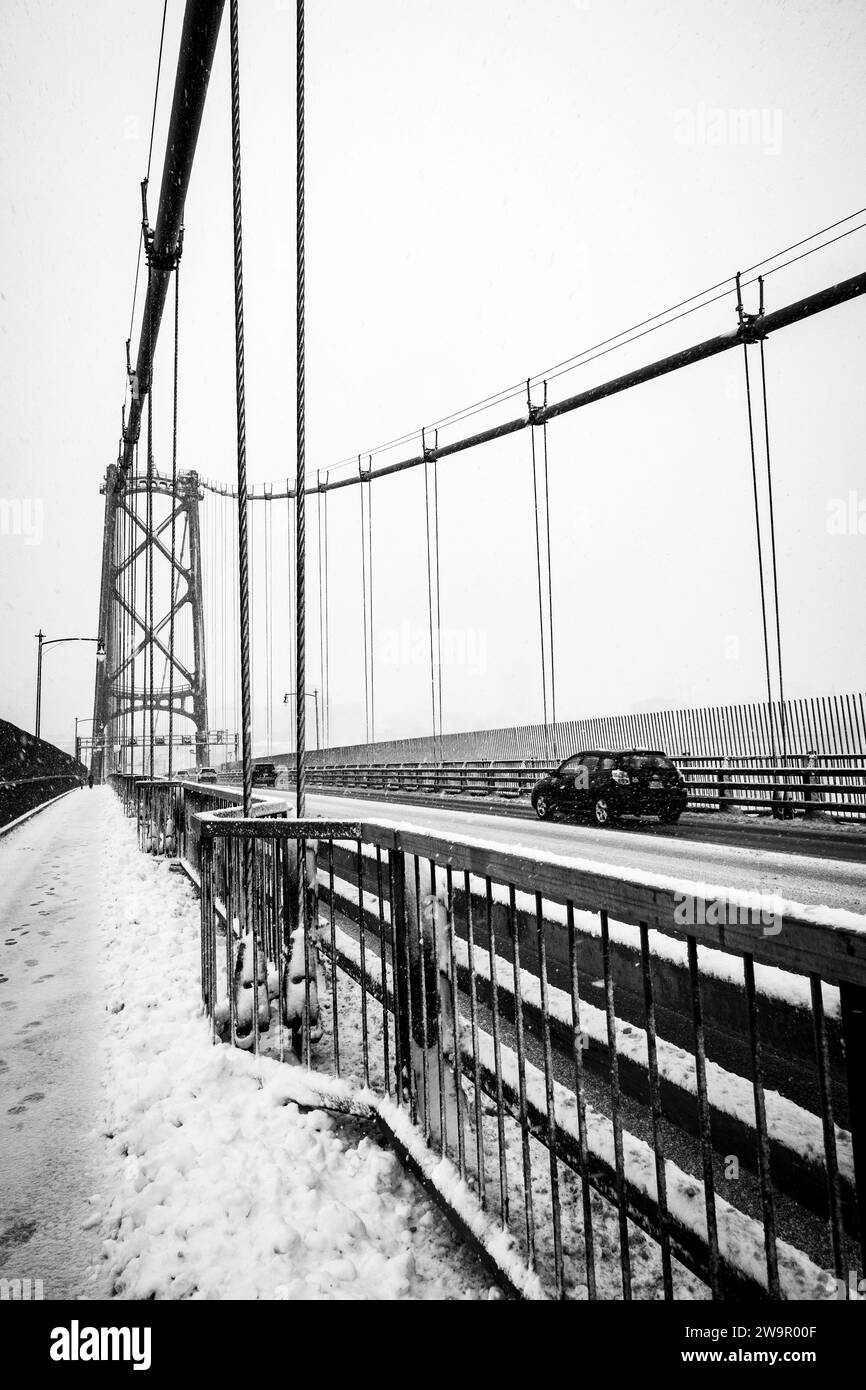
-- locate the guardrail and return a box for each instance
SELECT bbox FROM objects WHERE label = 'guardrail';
[294,756,866,820]
[112,773,866,1300]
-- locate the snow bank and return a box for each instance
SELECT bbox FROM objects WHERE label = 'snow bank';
[91,796,495,1300]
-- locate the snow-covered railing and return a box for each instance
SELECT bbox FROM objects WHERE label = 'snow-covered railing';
[170,794,866,1303]
[183,806,866,1301]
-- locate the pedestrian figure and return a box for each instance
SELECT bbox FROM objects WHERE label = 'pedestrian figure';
[87,773,93,789]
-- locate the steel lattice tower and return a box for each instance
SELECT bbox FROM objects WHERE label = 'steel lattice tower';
[90,462,209,780]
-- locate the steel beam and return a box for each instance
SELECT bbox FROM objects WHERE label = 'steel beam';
[202,267,866,503]
[120,0,226,484]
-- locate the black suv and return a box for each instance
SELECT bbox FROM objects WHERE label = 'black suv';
[531,749,687,827]
[252,761,278,788]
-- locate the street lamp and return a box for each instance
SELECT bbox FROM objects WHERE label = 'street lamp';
[283,689,319,750]
[35,631,105,740]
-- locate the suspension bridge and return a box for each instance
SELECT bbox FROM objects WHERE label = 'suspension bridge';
[3,0,866,1306]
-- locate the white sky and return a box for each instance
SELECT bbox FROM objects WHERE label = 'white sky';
[1,0,865,758]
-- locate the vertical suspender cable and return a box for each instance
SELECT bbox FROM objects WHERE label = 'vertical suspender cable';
[423,450,438,758]
[264,494,272,754]
[359,461,370,747]
[317,472,325,751]
[367,466,375,746]
[269,496,274,752]
[168,259,179,777]
[295,0,307,816]
[286,481,295,752]
[542,382,558,758]
[529,387,550,760]
[132,445,140,773]
[431,455,441,754]
[229,0,253,840]
[759,329,788,764]
[146,268,155,777]
[322,473,330,749]
[741,340,777,762]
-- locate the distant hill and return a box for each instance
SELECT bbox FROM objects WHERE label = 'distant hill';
[0,718,88,827]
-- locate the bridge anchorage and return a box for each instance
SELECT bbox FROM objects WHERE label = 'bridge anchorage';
[90,463,209,782]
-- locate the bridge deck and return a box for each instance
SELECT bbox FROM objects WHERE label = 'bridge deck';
[0,790,493,1300]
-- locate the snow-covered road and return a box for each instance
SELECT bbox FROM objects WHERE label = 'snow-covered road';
[0,789,497,1301]
[300,792,866,916]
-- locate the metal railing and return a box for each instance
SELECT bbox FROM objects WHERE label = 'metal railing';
[136,777,864,1301]
[296,756,866,820]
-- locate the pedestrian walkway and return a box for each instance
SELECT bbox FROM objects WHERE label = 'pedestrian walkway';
[0,788,494,1301]
[0,787,112,1298]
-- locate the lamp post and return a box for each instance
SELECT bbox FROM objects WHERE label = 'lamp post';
[35,633,105,739]
[283,689,319,751]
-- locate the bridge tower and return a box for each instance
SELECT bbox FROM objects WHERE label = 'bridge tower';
[90,462,209,781]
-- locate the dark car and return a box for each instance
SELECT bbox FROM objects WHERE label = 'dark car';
[531,749,687,827]
[198,766,218,784]
[252,762,278,788]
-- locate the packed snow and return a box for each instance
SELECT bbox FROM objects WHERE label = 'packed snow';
[1,790,498,1301]
[90,790,497,1300]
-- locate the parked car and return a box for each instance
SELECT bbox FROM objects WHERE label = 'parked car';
[198,766,218,784]
[531,749,687,827]
[251,762,278,788]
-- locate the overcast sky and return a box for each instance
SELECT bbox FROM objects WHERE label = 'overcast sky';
[1,0,864,758]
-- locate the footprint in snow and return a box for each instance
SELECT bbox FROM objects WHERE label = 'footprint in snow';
[7,1092,45,1114]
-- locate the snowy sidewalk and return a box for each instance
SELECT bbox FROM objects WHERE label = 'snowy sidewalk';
[2,788,495,1300]
[0,788,112,1298]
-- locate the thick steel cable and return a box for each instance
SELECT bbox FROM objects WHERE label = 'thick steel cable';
[529,407,550,758]
[541,388,558,757]
[268,496,275,753]
[423,458,438,756]
[317,474,325,751]
[146,267,155,778]
[229,0,253,846]
[742,342,777,762]
[286,483,295,750]
[432,458,442,756]
[322,474,330,748]
[130,446,138,773]
[295,0,307,815]
[367,470,376,746]
[264,496,271,753]
[359,464,370,746]
[168,260,179,777]
[759,335,788,763]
